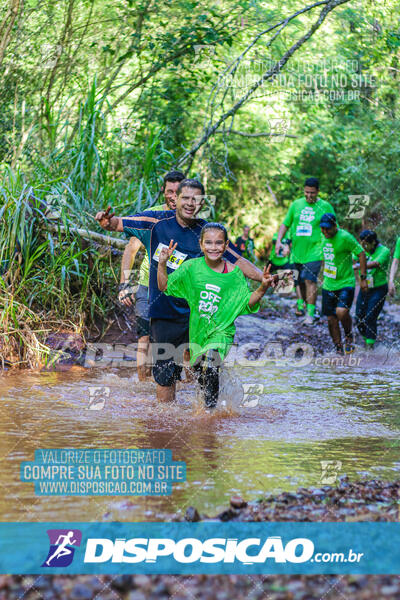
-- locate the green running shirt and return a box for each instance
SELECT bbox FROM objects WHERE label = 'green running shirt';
[165,257,259,364]
[359,244,390,288]
[283,196,335,263]
[322,229,363,291]
[394,237,400,260]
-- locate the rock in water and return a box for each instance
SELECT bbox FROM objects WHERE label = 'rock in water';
[185,506,201,522]
[230,496,247,509]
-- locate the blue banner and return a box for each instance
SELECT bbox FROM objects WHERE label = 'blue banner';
[0,522,399,574]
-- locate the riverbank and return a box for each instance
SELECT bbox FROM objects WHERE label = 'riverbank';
[180,476,400,523]
[2,572,399,600]
[255,294,400,357]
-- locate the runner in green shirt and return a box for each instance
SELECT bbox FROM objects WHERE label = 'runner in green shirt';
[320,213,367,354]
[268,232,291,272]
[353,230,390,348]
[389,237,400,296]
[275,177,335,324]
[157,223,288,409]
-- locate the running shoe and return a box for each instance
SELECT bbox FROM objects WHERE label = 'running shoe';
[295,307,305,317]
[302,314,314,325]
[344,336,355,354]
[313,307,321,320]
[364,338,375,350]
[335,344,344,355]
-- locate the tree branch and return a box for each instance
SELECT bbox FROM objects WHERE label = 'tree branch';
[0,0,22,68]
[216,130,298,138]
[206,0,329,130]
[44,0,75,107]
[176,0,351,170]
[46,223,127,250]
[266,179,279,205]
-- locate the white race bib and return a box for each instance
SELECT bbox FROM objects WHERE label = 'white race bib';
[324,264,337,279]
[153,243,187,270]
[366,270,374,287]
[296,223,312,236]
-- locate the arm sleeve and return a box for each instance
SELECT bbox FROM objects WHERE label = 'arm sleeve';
[164,261,191,299]
[237,271,260,315]
[283,204,294,228]
[241,295,260,315]
[122,210,171,244]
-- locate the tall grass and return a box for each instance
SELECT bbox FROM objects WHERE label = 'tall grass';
[0,81,175,368]
[0,170,105,367]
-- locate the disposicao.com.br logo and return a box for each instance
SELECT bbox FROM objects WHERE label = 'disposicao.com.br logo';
[82,536,363,565]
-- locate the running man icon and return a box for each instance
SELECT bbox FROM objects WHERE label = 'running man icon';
[46,531,76,565]
[42,529,82,567]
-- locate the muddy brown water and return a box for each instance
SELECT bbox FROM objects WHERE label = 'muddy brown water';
[0,315,399,523]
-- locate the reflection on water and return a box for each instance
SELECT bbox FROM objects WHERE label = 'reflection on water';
[0,359,399,522]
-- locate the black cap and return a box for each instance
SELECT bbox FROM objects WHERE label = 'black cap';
[359,229,378,243]
[320,213,336,228]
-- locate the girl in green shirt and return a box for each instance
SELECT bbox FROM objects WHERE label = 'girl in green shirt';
[157,223,287,409]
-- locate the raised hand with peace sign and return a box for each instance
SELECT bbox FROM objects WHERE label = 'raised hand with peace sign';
[158,239,178,265]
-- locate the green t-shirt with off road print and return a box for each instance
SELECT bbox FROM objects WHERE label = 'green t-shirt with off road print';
[165,256,259,365]
[322,229,363,291]
[283,196,335,264]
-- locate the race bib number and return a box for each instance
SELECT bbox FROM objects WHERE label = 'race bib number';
[366,271,374,287]
[153,243,187,270]
[296,224,312,236]
[324,264,337,279]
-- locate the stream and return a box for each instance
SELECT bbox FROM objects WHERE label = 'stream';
[0,312,399,523]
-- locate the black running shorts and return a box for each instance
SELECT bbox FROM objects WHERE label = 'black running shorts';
[150,317,189,386]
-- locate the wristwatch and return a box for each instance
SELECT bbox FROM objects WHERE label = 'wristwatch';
[359,274,367,280]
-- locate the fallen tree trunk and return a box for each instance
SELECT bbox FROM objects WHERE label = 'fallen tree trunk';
[46,223,128,250]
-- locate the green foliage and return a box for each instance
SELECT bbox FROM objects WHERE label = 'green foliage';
[0,165,110,366]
